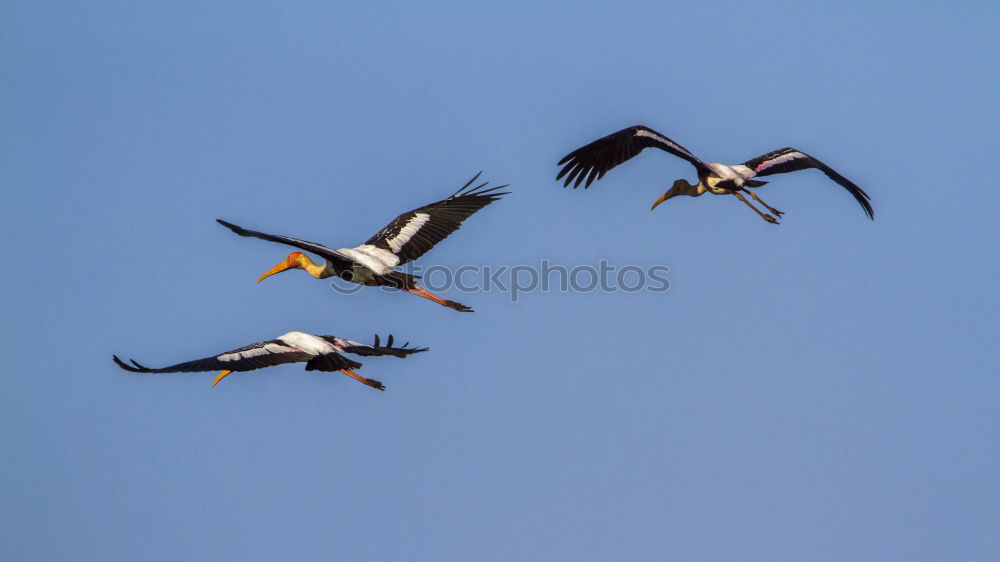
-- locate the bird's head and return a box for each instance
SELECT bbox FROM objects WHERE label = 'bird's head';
[258,252,311,283]
[650,179,693,210]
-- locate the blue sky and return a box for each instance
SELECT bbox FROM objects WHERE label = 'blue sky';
[3,2,998,560]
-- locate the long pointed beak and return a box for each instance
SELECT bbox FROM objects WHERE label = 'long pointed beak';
[258,260,292,283]
[212,370,232,388]
[651,192,671,211]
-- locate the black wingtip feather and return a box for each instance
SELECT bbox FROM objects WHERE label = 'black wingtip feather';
[451,171,484,197]
[367,333,429,357]
[216,219,244,234]
[130,359,153,371]
[457,183,509,199]
[562,163,582,188]
[113,355,150,373]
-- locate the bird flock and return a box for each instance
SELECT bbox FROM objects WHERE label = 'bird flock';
[115,124,874,390]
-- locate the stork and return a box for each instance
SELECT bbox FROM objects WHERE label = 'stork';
[114,332,426,390]
[556,125,873,223]
[217,172,508,311]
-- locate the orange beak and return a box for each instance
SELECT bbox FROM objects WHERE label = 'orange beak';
[212,370,232,388]
[258,256,296,283]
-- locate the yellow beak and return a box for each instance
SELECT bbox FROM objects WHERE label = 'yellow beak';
[258,260,293,283]
[212,370,232,388]
[650,192,671,211]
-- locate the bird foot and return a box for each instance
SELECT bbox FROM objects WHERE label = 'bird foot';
[364,378,386,391]
[763,214,780,224]
[408,287,474,312]
[444,300,474,312]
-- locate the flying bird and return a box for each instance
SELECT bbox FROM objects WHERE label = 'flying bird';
[217,172,508,312]
[556,125,873,223]
[114,332,426,390]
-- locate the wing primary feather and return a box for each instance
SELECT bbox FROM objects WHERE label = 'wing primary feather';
[113,355,141,372]
[450,171,484,197]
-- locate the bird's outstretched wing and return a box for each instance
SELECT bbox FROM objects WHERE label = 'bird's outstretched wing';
[113,339,313,374]
[742,148,873,219]
[557,125,713,188]
[328,334,429,358]
[216,219,359,267]
[360,172,509,266]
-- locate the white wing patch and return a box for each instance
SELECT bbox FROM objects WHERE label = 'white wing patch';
[386,213,430,253]
[336,246,399,275]
[218,342,296,362]
[635,129,697,160]
[277,332,334,355]
[756,151,806,172]
[730,164,756,179]
[707,163,740,180]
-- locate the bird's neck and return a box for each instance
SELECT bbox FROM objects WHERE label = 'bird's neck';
[295,254,333,279]
[679,178,707,197]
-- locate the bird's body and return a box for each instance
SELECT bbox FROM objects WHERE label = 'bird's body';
[670,165,750,196]
[217,172,508,311]
[557,125,873,223]
[114,331,426,390]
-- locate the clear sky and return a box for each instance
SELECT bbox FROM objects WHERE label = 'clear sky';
[3,2,998,560]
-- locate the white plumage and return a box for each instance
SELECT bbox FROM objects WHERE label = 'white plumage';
[274,331,336,356]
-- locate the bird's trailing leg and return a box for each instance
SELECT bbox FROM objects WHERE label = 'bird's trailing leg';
[406,285,473,312]
[212,370,233,388]
[743,188,784,217]
[732,192,779,224]
[339,369,385,391]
